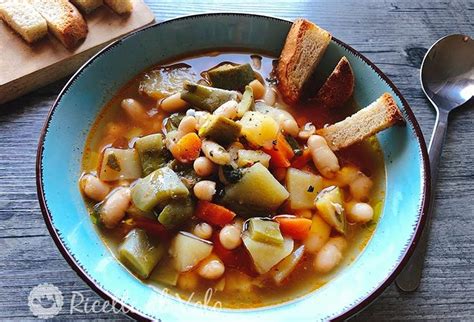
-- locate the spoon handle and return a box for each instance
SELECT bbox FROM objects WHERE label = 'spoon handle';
[395,108,448,292]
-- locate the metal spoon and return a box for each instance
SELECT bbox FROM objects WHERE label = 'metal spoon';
[396,34,474,292]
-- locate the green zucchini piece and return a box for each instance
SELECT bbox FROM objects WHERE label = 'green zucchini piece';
[156,197,194,229]
[131,167,189,212]
[135,134,168,176]
[139,64,198,99]
[222,163,289,216]
[314,186,346,234]
[118,229,164,279]
[180,82,238,112]
[236,85,255,117]
[247,218,283,245]
[285,135,303,156]
[207,63,256,91]
[149,258,180,286]
[198,115,242,145]
[163,113,185,133]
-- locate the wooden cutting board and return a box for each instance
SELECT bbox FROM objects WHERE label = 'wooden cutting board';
[0,0,155,104]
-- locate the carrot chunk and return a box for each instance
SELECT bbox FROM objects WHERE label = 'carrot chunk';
[263,133,295,168]
[195,201,236,227]
[170,133,201,163]
[274,216,312,240]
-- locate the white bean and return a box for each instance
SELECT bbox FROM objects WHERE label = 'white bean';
[219,225,242,250]
[350,175,373,201]
[263,86,277,106]
[298,123,316,140]
[307,135,340,178]
[282,119,299,137]
[178,116,197,134]
[193,180,216,201]
[198,257,225,280]
[213,100,239,119]
[201,140,231,165]
[313,237,347,273]
[159,93,188,112]
[100,187,131,229]
[193,222,213,240]
[193,157,216,177]
[80,174,110,201]
[165,130,183,150]
[347,202,374,223]
[303,216,331,253]
[248,79,265,100]
[121,98,148,123]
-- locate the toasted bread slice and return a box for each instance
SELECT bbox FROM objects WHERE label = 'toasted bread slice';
[29,0,88,48]
[0,1,47,43]
[317,93,404,150]
[313,56,354,108]
[71,0,103,13]
[277,19,332,104]
[104,0,133,14]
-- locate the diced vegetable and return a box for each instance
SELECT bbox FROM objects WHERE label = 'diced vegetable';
[118,229,164,279]
[139,65,198,99]
[242,233,294,274]
[236,85,255,117]
[270,245,305,284]
[285,135,303,156]
[198,115,242,145]
[131,167,189,212]
[219,165,243,184]
[149,258,180,286]
[99,148,142,181]
[304,215,332,254]
[286,168,323,209]
[247,218,283,245]
[239,111,279,148]
[169,231,213,272]
[163,113,185,133]
[126,204,155,220]
[222,163,290,216]
[170,133,202,164]
[274,216,312,240]
[315,186,346,234]
[254,102,298,127]
[135,134,168,176]
[170,160,201,189]
[201,140,231,165]
[156,197,194,229]
[237,150,271,168]
[291,148,312,169]
[195,201,236,227]
[207,63,256,90]
[181,82,238,112]
[263,133,294,168]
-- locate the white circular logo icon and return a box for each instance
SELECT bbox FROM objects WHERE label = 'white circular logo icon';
[28,283,63,319]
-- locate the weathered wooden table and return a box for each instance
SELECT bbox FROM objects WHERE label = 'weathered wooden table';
[1,0,472,320]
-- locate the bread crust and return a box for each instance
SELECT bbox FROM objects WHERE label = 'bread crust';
[317,93,404,150]
[312,56,354,108]
[30,0,88,48]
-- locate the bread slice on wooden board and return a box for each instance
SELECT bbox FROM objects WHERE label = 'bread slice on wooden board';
[29,0,88,48]
[71,0,103,13]
[277,19,332,104]
[317,93,404,151]
[104,0,133,14]
[312,56,354,109]
[0,1,48,43]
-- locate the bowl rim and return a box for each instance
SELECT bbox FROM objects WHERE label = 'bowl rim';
[36,12,431,321]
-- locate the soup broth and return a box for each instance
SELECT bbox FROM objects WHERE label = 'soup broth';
[81,52,385,308]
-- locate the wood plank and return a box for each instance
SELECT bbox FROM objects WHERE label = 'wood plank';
[0,0,155,104]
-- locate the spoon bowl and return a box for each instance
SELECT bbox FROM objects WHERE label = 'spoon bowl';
[421,34,474,111]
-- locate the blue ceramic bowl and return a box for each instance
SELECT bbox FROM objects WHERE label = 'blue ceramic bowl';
[37,13,430,321]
